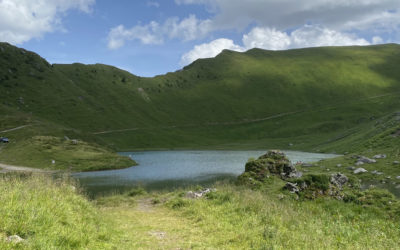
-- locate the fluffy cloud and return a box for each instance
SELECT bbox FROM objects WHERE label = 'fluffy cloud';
[180,38,244,65]
[243,28,291,51]
[107,15,212,49]
[108,23,162,49]
[0,0,95,44]
[181,25,371,65]
[176,0,400,32]
[289,26,370,47]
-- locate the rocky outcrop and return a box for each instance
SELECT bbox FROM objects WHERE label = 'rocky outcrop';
[238,150,300,186]
[330,173,349,189]
[285,173,349,200]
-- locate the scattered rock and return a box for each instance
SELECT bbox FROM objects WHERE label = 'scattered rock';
[330,173,348,189]
[393,161,400,165]
[373,154,386,159]
[386,176,392,179]
[371,170,383,175]
[354,168,368,174]
[288,143,294,147]
[347,166,356,170]
[357,156,376,164]
[285,182,299,193]
[185,188,216,199]
[336,164,342,168]
[7,235,24,243]
[355,161,364,166]
[396,176,400,180]
[396,185,400,189]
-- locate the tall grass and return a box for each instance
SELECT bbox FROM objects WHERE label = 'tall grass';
[163,184,400,249]
[0,173,114,249]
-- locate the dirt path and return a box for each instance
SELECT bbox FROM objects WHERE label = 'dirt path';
[91,92,400,136]
[0,163,54,173]
[0,125,31,134]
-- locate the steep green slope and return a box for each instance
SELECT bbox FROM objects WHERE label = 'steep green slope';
[1,42,399,157]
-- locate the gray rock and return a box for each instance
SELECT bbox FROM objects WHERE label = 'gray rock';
[357,156,376,164]
[186,188,216,199]
[354,168,368,174]
[330,173,349,189]
[336,164,342,168]
[396,185,400,189]
[347,166,356,170]
[371,170,383,175]
[285,182,299,193]
[396,176,400,180]
[373,154,386,159]
[7,235,24,243]
[386,176,392,179]
[355,161,364,166]
[393,161,400,165]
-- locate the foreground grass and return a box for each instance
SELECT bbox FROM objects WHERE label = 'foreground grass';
[2,174,400,249]
[0,174,117,249]
[98,184,400,249]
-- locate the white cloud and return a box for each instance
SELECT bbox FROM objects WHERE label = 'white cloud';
[243,28,291,51]
[108,23,162,49]
[147,1,160,8]
[180,38,244,65]
[107,15,212,49]
[181,25,371,65]
[176,0,400,34]
[372,36,384,44]
[0,0,95,44]
[289,26,370,48]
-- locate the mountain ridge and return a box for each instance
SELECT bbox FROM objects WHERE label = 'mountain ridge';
[0,42,399,169]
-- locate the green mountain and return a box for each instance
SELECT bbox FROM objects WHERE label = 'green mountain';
[0,42,399,169]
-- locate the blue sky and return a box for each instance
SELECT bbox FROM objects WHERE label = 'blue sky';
[1,0,399,77]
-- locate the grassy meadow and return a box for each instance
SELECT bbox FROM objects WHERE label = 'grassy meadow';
[2,174,400,249]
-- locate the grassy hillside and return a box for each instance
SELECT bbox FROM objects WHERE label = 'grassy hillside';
[1,42,400,169]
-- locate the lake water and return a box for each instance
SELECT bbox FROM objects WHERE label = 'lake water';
[73,150,338,196]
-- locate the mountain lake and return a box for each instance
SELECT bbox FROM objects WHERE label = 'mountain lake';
[72,150,338,196]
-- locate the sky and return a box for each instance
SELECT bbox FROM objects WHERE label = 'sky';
[0,0,399,77]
